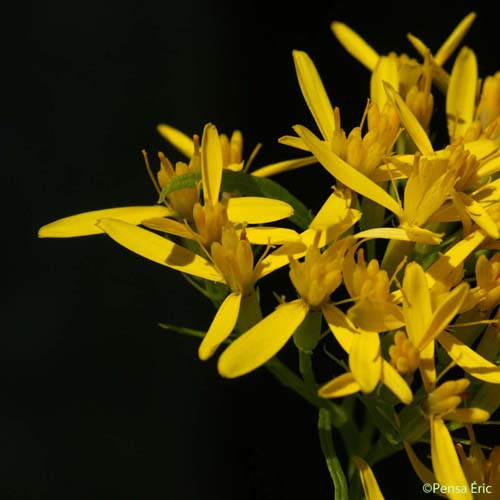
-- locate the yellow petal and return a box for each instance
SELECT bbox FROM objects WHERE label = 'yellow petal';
[418,283,469,350]
[142,217,195,239]
[278,134,309,151]
[96,218,224,282]
[354,226,442,245]
[352,456,386,500]
[251,156,317,177]
[330,22,379,71]
[403,262,432,345]
[348,300,405,332]
[476,154,500,178]
[434,12,477,67]
[293,50,335,142]
[253,240,307,281]
[447,47,478,139]
[198,293,242,360]
[403,442,437,487]
[294,125,403,216]
[381,360,412,404]
[349,331,381,393]
[157,123,194,158]
[243,227,300,245]
[38,206,174,238]
[445,408,490,423]
[318,372,360,398]
[430,417,473,500]
[406,33,431,60]
[454,191,500,239]
[426,229,486,289]
[438,331,500,384]
[384,82,434,156]
[370,56,399,108]
[217,300,309,378]
[227,197,293,224]
[321,303,355,353]
[201,123,223,204]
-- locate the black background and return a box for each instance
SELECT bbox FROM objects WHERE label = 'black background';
[4,1,498,499]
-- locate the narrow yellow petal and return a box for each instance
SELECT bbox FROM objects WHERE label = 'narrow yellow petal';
[348,300,405,332]
[426,230,486,289]
[418,283,469,350]
[454,191,500,239]
[330,22,379,71]
[403,262,433,346]
[201,123,223,204]
[352,456,386,500]
[430,417,472,500]
[465,138,500,160]
[381,361,413,404]
[354,226,442,245]
[251,156,317,177]
[38,206,174,238]
[278,134,309,151]
[384,82,434,156]
[96,218,224,282]
[447,47,478,139]
[349,331,381,393]
[227,197,293,224]
[370,56,399,108]
[403,442,437,486]
[434,12,477,67]
[293,50,336,141]
[321,303,355,353]
[217,300,309,378]
[157,123,194,158]
[253,240,307,281]
[318,372,360,398]
[198,293,242,360]
[243,227,300,245]
[438,331,500,384]
[142,217,195,239]
[476,154,500,178]
[294,125,403,216]
[445,408,490,423]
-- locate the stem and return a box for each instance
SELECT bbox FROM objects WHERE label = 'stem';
[318,408,349,500]
[265,357,347,428]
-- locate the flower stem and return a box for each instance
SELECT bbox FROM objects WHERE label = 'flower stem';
[318,408,349,500]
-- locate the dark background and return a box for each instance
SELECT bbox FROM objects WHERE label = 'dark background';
[4,1,497,499]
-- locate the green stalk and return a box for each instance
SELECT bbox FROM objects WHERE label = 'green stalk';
[318,408,349,500]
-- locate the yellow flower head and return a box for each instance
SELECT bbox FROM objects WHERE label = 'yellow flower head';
[289,236,349,308]
[388,331,420,376]
[210,225,254,296]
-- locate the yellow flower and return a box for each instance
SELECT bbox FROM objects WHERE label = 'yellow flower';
[39,123,295,247]
[217,233,352,379]
[157,121,317,178]
[281,51,401,180]
[447,47,500,142]
[425,380,489,500]
[214,191,365,379]
[94,217,294,362]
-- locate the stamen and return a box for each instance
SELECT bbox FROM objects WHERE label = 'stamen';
[243,142,262,173]
[142,149,161,195]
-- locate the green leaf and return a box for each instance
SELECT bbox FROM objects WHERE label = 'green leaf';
[159,170,313,230]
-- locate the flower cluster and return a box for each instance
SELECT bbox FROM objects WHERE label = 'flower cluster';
[39,11,500,500]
